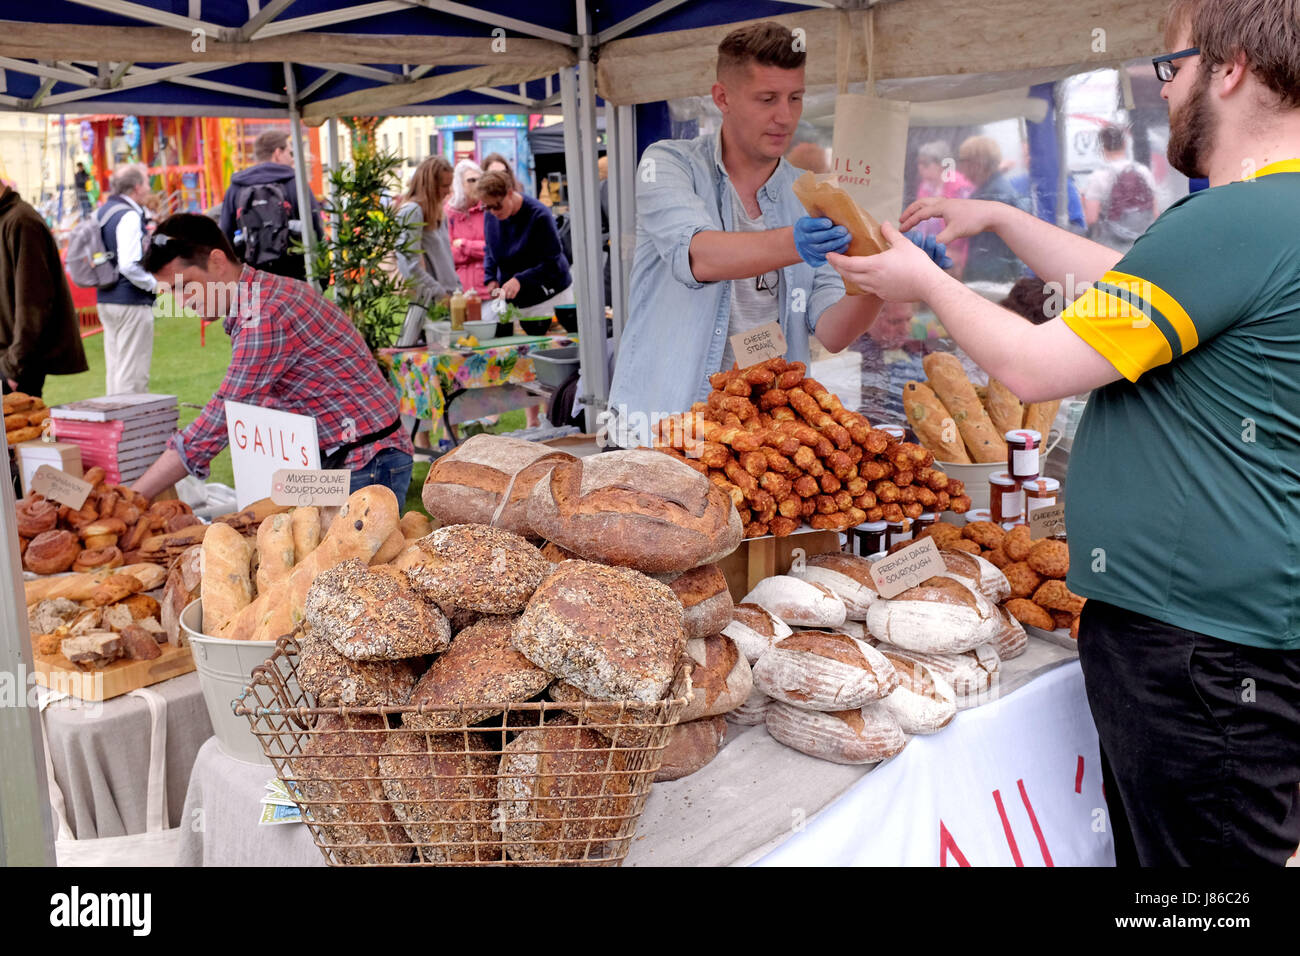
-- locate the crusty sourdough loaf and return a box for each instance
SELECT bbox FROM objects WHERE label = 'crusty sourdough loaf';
[378,729,501,863]
[722,602,792,664]
[678,632,753,722]
[296,623,420,707]
[654,716,727,782]
[788,552,880,620]
[421,434,576,539]
[404,615,552,731]
[741,575,847,628]
[726,685,773,726]
[161,544,202,646]
[513,560,685,704]
[666,563,734,640]
[526,449,743,574]
[937,549,1012,604]
[765,701,906,764]
[876,649,957,734]
[304,559,451,660]
[403,523,549,614]
[199,522,252,634]
[993,605,1028,660]
[751,630,898,711]
[875,642,1000,709]
[288,713,411,865]
[865,576,1001,654]
[497,716,635,863]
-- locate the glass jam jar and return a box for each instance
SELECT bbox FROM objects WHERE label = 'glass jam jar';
[988,471,1023,524]
[850,519,889,557]
[1005,429,1042,480]
[911,512,937,539]
[963,508,993,525]
[885,518,912,549]
[1022,476,1061,516]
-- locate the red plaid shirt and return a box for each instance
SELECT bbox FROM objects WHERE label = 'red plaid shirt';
[169,265,413,477]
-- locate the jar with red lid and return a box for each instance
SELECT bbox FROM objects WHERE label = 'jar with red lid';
[1005,429,1042,480]
[988,471,1023,524]
[1022,476,1061,515]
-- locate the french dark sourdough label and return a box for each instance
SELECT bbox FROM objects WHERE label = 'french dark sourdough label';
[868,536,945,599]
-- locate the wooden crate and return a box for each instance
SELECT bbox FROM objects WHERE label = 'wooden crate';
[716,528,843,603]
[33,643,195,702]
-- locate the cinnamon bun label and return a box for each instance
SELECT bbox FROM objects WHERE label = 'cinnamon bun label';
[31,465,93,510]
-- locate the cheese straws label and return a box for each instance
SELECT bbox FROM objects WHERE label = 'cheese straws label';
[729,320,787,369]
[31,465,93,510]
[869,535,944,599]
[271,468,353,507]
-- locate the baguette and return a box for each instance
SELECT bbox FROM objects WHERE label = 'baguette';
[219,486,401,641]
[922,353,1006,463]
[1022,399,1061,438]
[200,522,254,635]
[290,506,321,564]
[24,563,166,605]
[902,380,970,463]
[984,379,1024,436]
[791,172,888,295]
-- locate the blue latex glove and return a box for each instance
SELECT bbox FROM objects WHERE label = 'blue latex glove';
[904,229,954,269]
[793,216,850,268]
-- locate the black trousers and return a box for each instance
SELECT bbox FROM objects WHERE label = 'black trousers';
[1077,600,1300,866]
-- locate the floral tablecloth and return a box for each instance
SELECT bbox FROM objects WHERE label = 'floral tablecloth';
[380,336,571,448]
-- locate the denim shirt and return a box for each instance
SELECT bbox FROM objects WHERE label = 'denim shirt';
[607,132,846,446]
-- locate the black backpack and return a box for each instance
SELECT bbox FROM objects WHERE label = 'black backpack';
[234,182,292,266]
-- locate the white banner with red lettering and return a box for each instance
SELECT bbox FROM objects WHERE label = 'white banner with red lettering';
[755,662,1116,867]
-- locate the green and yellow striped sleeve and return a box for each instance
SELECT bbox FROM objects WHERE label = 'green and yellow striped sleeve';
[1061,270,1198,382]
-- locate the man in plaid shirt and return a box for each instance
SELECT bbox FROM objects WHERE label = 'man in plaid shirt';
[131,214,414,505]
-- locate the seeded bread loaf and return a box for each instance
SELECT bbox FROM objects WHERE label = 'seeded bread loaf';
[526,449,743,574]
[378,730,501,863]
[404,615,552,730]
[752,630,898,711]
[497,716,634,863]
[304,559,451,660]
[296,623,420,707]
[421,433,576,538]
[513,560,685,703]
[545,680,662,747]
[403,523,549,614]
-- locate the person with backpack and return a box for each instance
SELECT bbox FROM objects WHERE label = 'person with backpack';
[1083,125,1160,253]
[0,181,86,397]
[218,130,323,281]
[94,163,158,395]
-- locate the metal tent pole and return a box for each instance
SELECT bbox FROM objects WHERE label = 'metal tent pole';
[0,434,56,866]
[612,103,636,353]
[283,62,319,287]
[604,105,624,356]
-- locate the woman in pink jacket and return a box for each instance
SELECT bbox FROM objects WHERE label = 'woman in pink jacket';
[444,159,489,294]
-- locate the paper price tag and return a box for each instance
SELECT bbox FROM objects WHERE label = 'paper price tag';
[868,536,945,599]
[271,469,352,507]
[30,465,93,510]
[1029,503,1066,540]
[730,320,787,369]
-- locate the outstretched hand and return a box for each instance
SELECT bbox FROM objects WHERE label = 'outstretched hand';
[899,196,1000,246]
[827,221,950,303]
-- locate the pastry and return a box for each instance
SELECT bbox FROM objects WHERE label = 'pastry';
[16,498,58,538]
[1003,597,1055,630]
[1002,561,1044,599]
[1026,538,1069,578]
[72,546,124,573]
[24,530,80,575]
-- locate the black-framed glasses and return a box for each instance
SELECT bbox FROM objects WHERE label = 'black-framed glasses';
[756,270,778,296]
[1153,47,1199,82]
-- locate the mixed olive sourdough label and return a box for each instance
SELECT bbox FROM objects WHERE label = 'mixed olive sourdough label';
[729,320,787,369]
[1029,503,1066,540]
[31,465,93,510]
[271,469,352,507]
[869,536,945,599]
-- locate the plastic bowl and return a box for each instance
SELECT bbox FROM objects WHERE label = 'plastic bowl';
[520,317,553,336]
[461,319,497,339]
[555,304,578,333]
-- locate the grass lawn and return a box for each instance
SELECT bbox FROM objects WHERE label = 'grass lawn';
[43,308,525,515]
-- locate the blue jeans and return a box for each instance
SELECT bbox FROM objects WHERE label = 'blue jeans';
[349,447,413,509]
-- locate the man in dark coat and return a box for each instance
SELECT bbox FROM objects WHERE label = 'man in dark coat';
[0,184,87,397]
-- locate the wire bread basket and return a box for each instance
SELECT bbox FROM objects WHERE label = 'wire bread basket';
[234,630,693,866]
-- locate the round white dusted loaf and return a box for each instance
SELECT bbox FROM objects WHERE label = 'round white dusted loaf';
[741,575,847,628]
[993,606,1027,660]
[788,552,879,619]
[876,649,957,734]
[726,684,773,726]
[938,549,1011,604]
[865,576,1001,654]
[752,630,897,711]
[765,700,906,765]
[722,603,793,665]
[874,641,1001,710]
[678,632,753,722]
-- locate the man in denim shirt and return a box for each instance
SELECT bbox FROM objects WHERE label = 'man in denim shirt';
[606,21,947,447]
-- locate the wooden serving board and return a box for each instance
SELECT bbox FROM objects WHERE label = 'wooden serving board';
[33,643,196,702]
